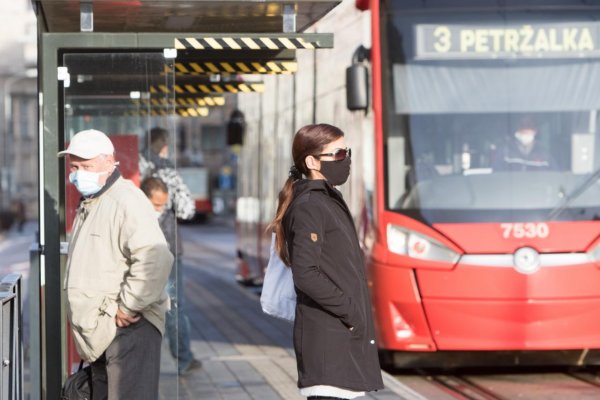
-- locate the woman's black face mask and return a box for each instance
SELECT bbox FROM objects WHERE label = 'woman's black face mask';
[319,156,351,186]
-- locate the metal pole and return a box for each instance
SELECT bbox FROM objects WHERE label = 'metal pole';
[29,244,41,400]
[0,273,23,400]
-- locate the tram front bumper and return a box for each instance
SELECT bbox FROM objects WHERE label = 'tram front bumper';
[418,262,600,350]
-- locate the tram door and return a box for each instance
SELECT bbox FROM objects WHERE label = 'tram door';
[60,52,182,384]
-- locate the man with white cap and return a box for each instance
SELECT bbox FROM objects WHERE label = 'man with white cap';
[58,129,173,400]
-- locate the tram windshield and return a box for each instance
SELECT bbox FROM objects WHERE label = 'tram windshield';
[385,4,600,223]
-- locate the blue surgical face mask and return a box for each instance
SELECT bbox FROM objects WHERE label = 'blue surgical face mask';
[69,169,108,196]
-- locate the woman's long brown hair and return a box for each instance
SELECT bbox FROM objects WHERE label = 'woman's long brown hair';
[268,124,344,265]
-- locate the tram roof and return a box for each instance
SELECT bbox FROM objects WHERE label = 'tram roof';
[34,0,340,33]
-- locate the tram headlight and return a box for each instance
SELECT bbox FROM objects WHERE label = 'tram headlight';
[387,224,460,263]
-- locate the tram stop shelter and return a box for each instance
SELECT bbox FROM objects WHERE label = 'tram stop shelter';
[31,1,339,398]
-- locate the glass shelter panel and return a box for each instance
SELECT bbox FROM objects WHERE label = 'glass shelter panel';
[384,5,600,224]
[62,53,185,389]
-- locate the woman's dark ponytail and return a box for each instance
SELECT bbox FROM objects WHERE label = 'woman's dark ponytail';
[268,170,299,265]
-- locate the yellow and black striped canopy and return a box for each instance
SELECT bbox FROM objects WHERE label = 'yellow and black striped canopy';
[124,107,210,118]
[150,82,265,94]
[132,96,226,107]
[168,61,297,75]
[174,34,332,51]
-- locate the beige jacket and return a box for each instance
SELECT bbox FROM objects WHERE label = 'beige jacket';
[64,175,173,362]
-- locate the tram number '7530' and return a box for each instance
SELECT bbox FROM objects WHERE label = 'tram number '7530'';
[500,223,549,239]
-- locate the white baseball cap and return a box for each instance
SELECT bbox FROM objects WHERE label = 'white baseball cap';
[57,129,115,159]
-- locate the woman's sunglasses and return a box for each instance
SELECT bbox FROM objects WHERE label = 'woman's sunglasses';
[316,147,351,161]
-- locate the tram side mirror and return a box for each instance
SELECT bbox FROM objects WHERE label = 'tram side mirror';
[346,45,370,112]
[227,109,246,145]
[346,64,369,111]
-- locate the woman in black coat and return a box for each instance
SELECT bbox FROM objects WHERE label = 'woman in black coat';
[270,124,383,399]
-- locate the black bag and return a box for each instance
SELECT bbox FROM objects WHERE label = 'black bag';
[60,361,92,400]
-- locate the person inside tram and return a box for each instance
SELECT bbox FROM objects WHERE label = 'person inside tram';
[493,115,556,171]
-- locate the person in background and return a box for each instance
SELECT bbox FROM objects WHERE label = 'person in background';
[10,199,26,232]
[140,175,201,375]
[269,124,384,399]
[58,129,173,399]
[139,127,196,221]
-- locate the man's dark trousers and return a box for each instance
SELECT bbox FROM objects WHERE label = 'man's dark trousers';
[90,318,161,400]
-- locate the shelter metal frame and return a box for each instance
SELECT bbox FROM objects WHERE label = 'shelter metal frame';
[36,26,335,400]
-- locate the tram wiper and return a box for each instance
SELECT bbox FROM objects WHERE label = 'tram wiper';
[548,167,600,220]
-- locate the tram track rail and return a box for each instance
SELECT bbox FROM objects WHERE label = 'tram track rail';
[423,373,507,400]
[393,367,600,400]
[565,369,600,390]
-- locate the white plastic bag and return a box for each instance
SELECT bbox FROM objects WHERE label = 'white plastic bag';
[260,233,296,321]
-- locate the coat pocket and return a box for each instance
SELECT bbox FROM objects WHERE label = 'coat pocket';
[68,291,118,361]
[324,325,351,380]
[70,294,117,329]
[345,296,366,335]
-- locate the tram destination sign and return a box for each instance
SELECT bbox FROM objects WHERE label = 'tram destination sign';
[415,22,600,60]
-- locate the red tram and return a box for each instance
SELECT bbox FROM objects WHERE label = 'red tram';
[236,0,600,367]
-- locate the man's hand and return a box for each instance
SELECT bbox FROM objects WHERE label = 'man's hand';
[115,308,141,328]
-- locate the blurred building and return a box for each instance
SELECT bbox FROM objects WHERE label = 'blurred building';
[0,0,37,218]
